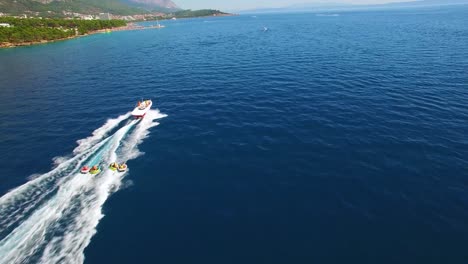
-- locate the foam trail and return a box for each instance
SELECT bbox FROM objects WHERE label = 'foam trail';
[40,110,166,264]
[0,112,130,231]
[0,136,111,238]
[0,110,166,264]
[0,121,135,263]
[74,112,130,155]
[0,113,131,238]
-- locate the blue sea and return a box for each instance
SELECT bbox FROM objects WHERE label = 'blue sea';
[1,5,468,264]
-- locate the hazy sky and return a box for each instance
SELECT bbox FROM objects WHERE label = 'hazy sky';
[175,0,416,11]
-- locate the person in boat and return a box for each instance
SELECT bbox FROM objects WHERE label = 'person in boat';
[92,166,98,170]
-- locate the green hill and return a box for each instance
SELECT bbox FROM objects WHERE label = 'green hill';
[172,9,229,18]
[0,0,171,16]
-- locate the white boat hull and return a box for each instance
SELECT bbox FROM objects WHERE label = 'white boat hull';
[131,100,152,118]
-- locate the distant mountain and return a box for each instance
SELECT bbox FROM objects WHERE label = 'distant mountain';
[127,0,178,9]
[123,0,179,12]
[239,0,468,13]
[286,2,352,9]
[0,0,180,15]
[239,2,352,14]
[381,0,468,7]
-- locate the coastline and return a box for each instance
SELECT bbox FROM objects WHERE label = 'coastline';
[0,13,237,49]
[0,23,154,49]
[173,13,237,19]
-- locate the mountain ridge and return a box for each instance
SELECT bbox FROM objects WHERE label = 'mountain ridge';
[238,0,468,14]
[126,0,178,9]
[0,0,180,15]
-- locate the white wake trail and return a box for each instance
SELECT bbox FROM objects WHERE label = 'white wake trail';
[74,113,130,155]
[0,110,166,264]
[0,120,136,264]
[0,114,129,237]
[40,110,167,264]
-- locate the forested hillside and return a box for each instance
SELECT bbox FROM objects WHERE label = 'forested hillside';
[0,17,126,44]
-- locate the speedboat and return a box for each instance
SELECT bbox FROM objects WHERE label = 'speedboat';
[117,163,128,172]
[131,100,152,118]
[80,166,90,174]
[109,162,118,171]
[89,165,101,175]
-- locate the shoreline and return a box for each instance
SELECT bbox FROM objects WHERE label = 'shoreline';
[166,13,237,19]
[0,23,161,49]
[0,13,237,49]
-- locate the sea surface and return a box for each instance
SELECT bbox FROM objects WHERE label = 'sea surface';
[1,6,468,264]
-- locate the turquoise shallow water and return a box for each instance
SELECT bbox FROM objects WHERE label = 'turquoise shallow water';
[0,6,468,264]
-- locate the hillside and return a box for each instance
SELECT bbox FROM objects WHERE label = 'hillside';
[173,9,230,18]
[0,16,127,46]
[0,0,179,16]
[123,0,178,11]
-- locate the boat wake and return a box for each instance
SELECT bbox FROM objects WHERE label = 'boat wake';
[0,110,166,264]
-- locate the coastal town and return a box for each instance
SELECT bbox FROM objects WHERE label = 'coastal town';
[0,8,230,22]
[1,11,173,21]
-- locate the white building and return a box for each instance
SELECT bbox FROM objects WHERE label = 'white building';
[0,23,11,27]
[99,13,112,20]
[81,15,94,20]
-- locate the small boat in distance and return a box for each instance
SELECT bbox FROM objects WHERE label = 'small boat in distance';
[131,99,152,118]
[80,166,90,174]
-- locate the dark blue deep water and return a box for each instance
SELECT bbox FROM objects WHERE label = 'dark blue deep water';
[1,6,468,264]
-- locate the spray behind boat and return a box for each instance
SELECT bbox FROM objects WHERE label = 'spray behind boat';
[80,99,153,174]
